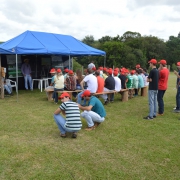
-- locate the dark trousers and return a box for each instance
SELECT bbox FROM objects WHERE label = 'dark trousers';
[157,90,166,114]
[176,87,180,110]
[54,88,64,103]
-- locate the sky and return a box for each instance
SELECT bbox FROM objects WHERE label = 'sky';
[0,0,180,42]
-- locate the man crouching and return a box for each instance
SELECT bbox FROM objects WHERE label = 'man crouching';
[54,92,82,138]
[78,90,106,131]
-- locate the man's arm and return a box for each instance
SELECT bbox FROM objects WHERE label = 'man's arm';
[174,70,180,78]
[80,80,85,90]
[78,104,92,111]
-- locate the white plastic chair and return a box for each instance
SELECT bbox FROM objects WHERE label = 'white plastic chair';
[6,79,17,92]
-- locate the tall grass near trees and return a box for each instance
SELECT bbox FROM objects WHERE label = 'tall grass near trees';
[0,73,180,180]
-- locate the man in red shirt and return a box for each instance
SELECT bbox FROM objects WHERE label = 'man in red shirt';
[157,60,169,115]
[95,70,104,93]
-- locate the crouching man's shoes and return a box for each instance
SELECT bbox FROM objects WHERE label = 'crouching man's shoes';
[85,126,95,131]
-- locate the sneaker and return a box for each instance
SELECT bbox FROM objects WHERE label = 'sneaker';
[157,113,163,116]
[110,100,114,103]
[72,132,77,138]
[143,116,153,120]
[85,126,95,131]
[94,122,101,128]
[173,109,180,113]
[60,133,66,138]
[153,115,156,118]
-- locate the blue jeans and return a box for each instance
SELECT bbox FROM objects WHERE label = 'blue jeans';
[77,91,87,106]
[81,110,105,127]
[4,84,12,94]
[157,90,166,114]
[54,114,78,134]
[176,87,180,110]
[54,88,64,103]
[24,75,32,90]
[148,90,158,118]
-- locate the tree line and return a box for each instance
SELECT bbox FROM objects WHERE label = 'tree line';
[75,31,180,71]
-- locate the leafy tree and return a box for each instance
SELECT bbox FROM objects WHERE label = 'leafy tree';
[82,35,95,46]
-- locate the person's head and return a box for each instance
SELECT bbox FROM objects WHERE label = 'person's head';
[49,68,56,76]
[176,62,180,69]
[56,68,62,76]
[58,92,70,102]
[68,70,74,76]
[24,58,29,63]
[136,64,140,69]
[87,68,93,74]
[158,59,167,68]
[95,70,100,76]
[113,70,118,77]
[107,69,113,76]
[64,68,69,74]
[148,59,157,68]
[81,90,91,100]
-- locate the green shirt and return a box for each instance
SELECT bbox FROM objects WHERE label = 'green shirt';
[88,96,106,117]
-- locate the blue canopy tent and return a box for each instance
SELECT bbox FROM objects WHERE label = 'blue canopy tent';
[0,30,106,100]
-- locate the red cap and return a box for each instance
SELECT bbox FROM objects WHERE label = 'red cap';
[136,64,140,68]
[177,62,180,66]
[81,90,91,97]
[49,68,56,73]
[108,69,112,75]
[113,71,118,76]
[99,66,103,70]
[64,68,69,73]
[158,60,167,65]
[103,67,107,71]
[68,70,74,75]
[131,70,135,75]
[57,68,61,73]
[148,59,157,64]
[58,92,70,99]
[92,67,96,71]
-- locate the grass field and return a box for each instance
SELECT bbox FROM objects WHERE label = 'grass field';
[0,73,180,180]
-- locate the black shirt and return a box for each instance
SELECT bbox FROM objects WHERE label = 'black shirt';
[148,68,159,90]
[105,75,115,90]
[118,74,127,89]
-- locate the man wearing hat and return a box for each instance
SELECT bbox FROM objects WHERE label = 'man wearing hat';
[157,60,169,115]
[144,59,159,120]
[21,58,33,90]
[54,92,82,138]
[78,90,106,131]
[102,69,115,104]
[77,68,98,106]
[173,62,180,113]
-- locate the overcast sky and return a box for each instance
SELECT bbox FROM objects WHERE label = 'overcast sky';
[0,0,180,42]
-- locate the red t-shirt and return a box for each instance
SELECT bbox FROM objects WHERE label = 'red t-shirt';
[96,76,104,93]
[158,68,169,90]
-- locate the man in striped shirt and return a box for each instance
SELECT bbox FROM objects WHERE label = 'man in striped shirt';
[54,92,82,138]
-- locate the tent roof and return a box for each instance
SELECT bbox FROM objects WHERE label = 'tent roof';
[0,30,105,56]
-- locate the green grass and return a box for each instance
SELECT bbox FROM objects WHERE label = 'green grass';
[0,73,180,180]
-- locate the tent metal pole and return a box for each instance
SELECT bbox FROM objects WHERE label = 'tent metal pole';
[69,55,70,69]
[104,55,106,67]
[0,54,4,99]
[71,58,74,70]
[16,54,18,102]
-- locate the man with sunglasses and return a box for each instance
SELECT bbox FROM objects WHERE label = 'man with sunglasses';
[54,92,82,138]
[78,90,106,131]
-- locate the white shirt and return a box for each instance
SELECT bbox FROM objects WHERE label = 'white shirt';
[83,74,97,93]
[114,76,121,92]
